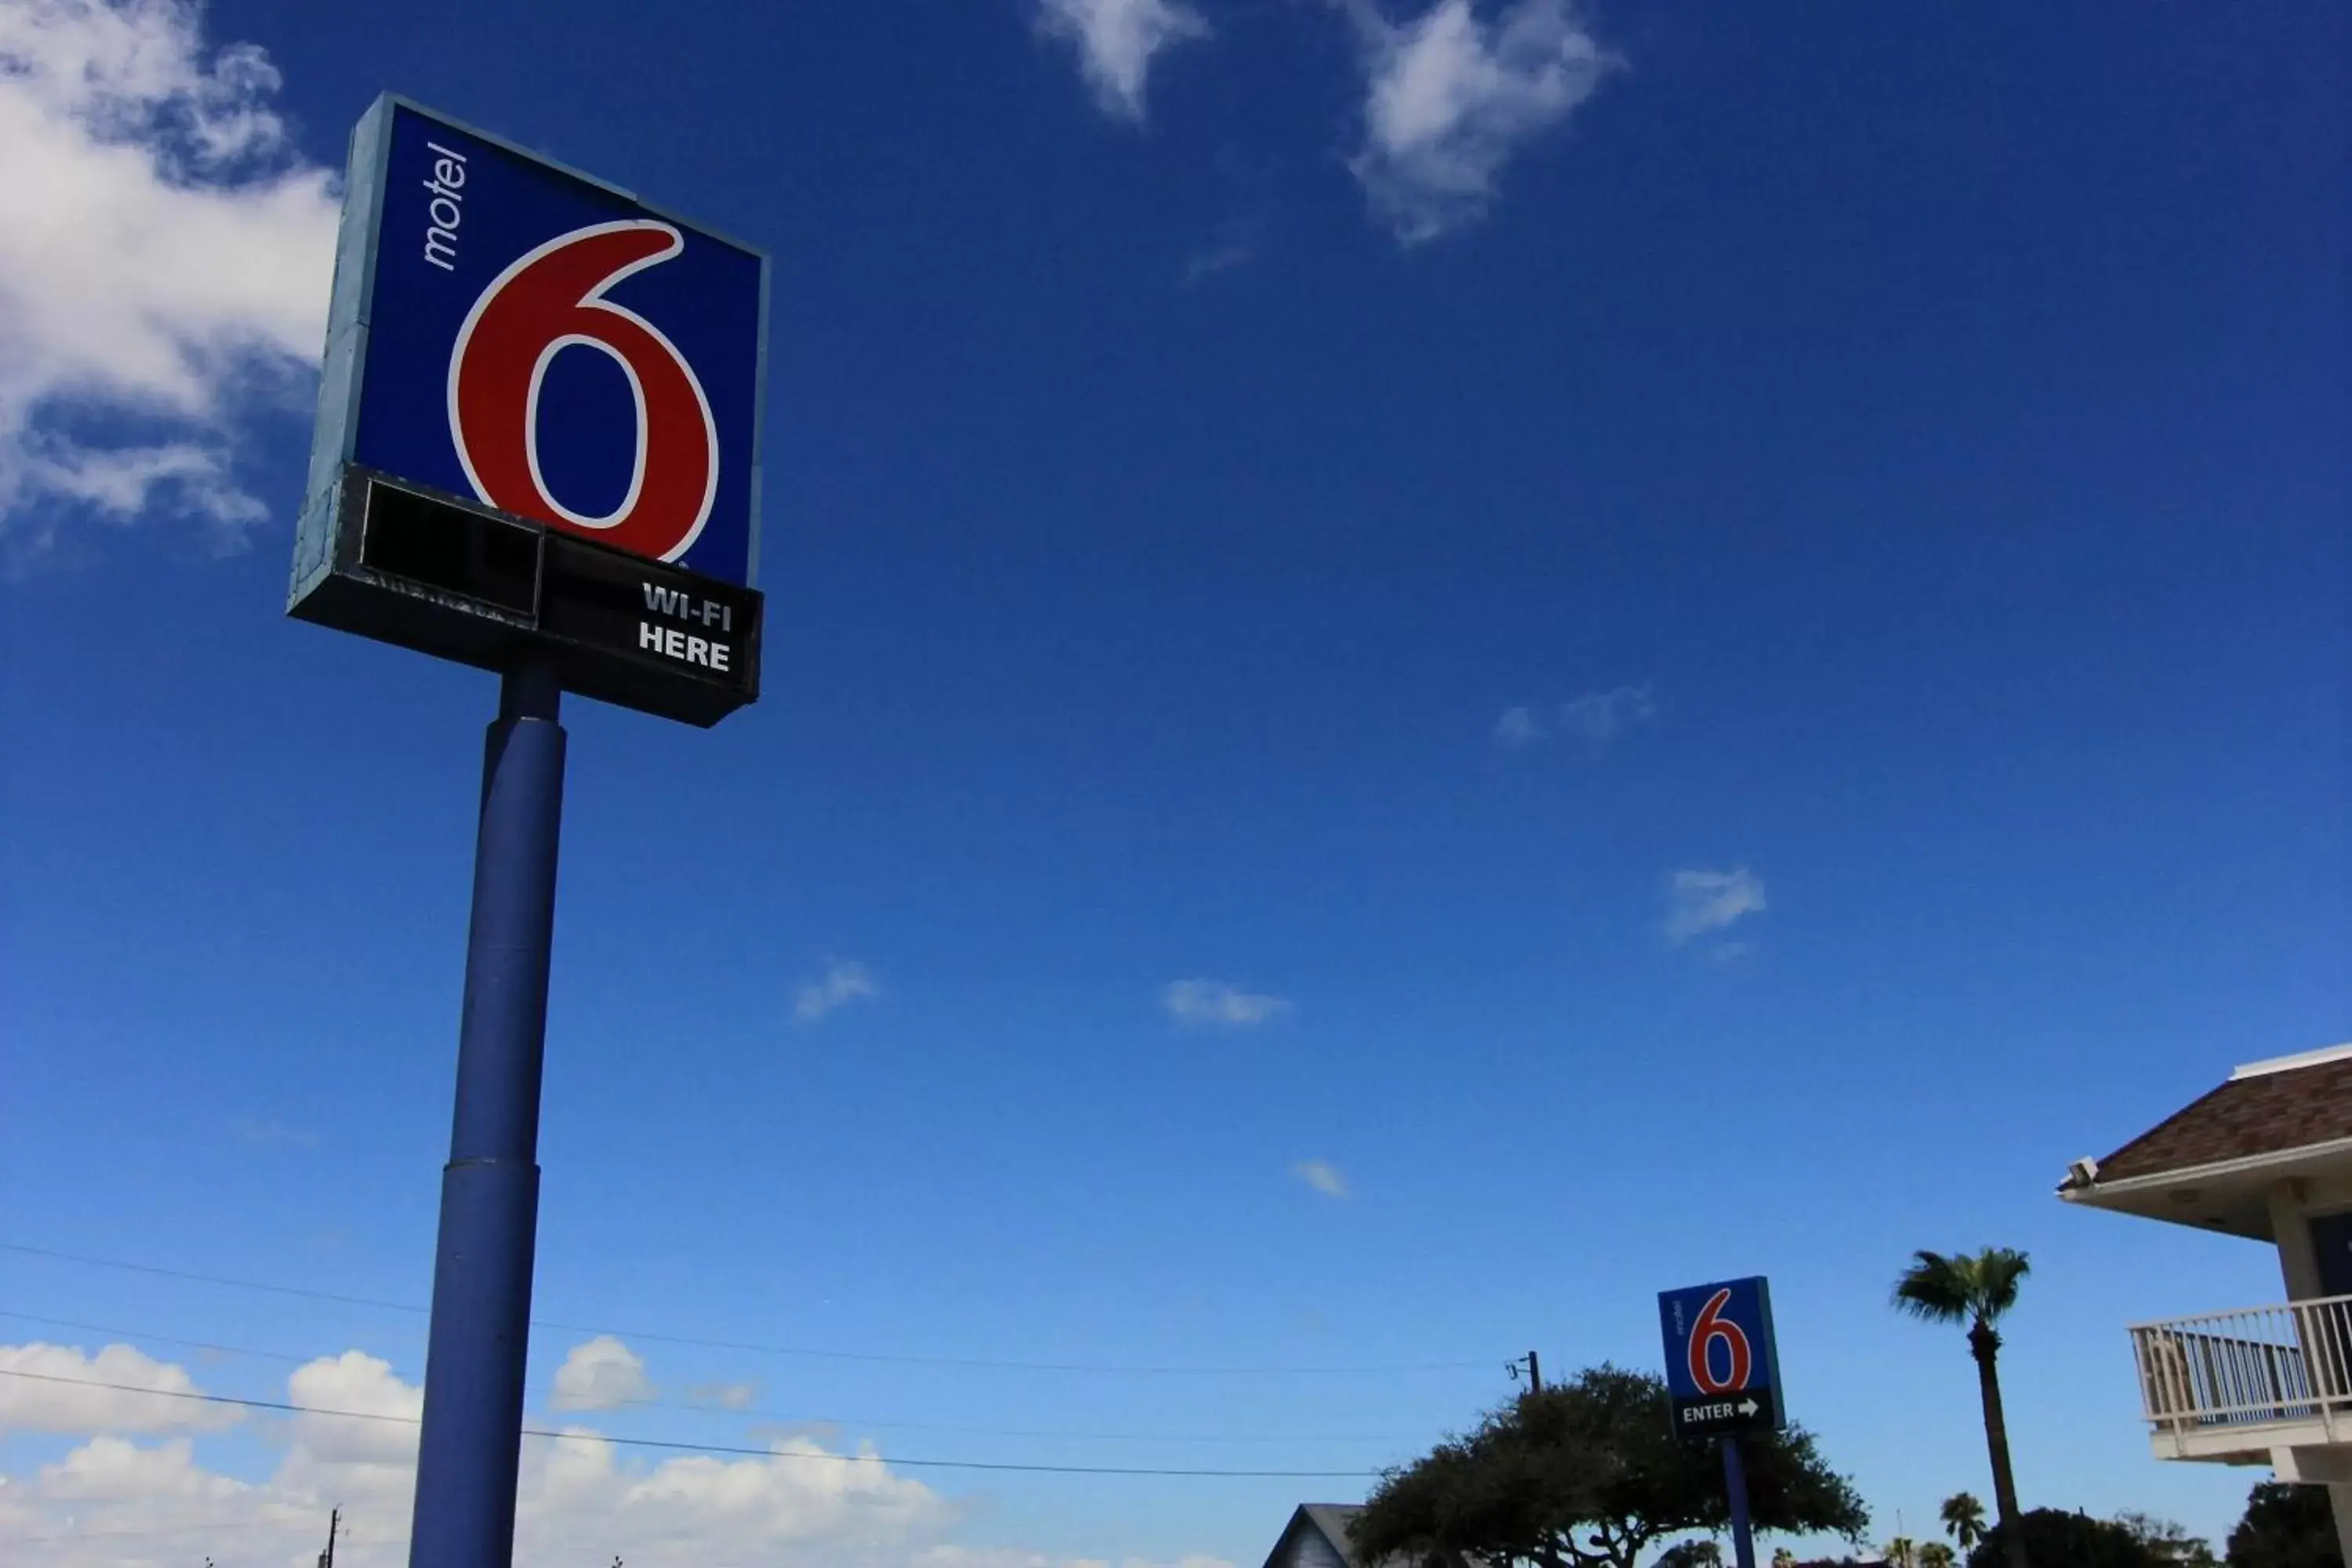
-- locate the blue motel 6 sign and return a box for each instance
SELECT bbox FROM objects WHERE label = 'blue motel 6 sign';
[1658,1276,1786,1439]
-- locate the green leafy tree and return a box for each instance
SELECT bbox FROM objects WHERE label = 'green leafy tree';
[1893,1250,2032,1568]
[2226,1483,2343,1568]
[1347,1364,1869,1568]
[1656,1543,1723,1568]
[1965,1509,2159,1568]
[2114,1512,2217,1566]
[1887,1539,1917,1567]
[1922,1545,1958,1568]
[1942,1494,1989,1553]
[1771,1552,1797,1568]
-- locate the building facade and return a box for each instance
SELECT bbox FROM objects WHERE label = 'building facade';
[2060,1041,2352,1559]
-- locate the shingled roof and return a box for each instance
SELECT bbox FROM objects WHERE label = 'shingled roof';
[2092,1044,2352,1183]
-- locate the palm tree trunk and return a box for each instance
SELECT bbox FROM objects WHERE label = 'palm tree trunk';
[1969,1323,2027,1568]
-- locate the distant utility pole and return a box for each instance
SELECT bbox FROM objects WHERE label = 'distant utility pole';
[1511,1352,1562,1568]
[318,1508,339,1568]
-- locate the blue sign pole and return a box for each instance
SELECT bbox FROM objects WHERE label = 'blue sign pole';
[408,655,567,1568]
[1720,1436,1758,1568]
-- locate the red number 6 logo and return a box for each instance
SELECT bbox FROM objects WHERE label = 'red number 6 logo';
[448,220,717,563]
[1689,1287,1752,1396]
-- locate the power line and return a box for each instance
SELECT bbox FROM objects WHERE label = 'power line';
[0,1309,1406,1446]
[0,1242,423,1314]
[0,1310,313,1365]
[2,1240,1486,1375]
[0,1369,1388,1479]
[0,1519,315,1545]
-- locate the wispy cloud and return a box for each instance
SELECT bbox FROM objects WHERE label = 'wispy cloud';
[1664,867,1766,943]
[1036,0,1210,123]
[1557,681,1657,750]
[1178,217,1263,287]
[1338,0,1616,243]
[793,958,878,1024]
[1494,704,1544,749]
[1162,978,1293,1026]
[0,0,339,562]
[1291,1159,1352,1199]
[233,1116,318,1149]
[685,1381,758,1410]
[1494,682,1657,753]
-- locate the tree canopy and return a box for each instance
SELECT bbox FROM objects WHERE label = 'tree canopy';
[1346,1363,1868,1568]
[1893,1250,2031,1338]
[1962,1509,2163,1568]
[2225,1483,2343,1568]
[1941,1494,1988,1549]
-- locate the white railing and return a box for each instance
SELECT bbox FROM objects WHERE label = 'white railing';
[2130,1296,2352,1437]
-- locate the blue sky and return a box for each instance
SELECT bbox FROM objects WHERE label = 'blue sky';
[0,1,2344,1563]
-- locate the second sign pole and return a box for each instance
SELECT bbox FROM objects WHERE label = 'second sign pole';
[1719,1436,1757,1568]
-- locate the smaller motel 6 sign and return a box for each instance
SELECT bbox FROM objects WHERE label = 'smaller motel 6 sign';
[1658,1276,1786,1441]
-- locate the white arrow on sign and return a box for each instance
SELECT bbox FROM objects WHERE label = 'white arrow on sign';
[1737,1399,1759,1417]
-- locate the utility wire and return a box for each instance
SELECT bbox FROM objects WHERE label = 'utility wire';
[2,1240,1485,1375]
[0,1369,1387,1479]
[0,1309,1407,1446]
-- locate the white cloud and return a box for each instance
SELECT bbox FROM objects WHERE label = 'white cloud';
[0,0,339,558]
[551,1336,654,1413]
[286,1350,423,1466]
[0,1343,238,1434]
[516,1425,945,1564]
[1496,683,1655,752]
[1160,978,1292,1027]
[1036,0,1210,122]
[796,958,879,1024]
[1556,681,1656,750]
[1290,1158,1352,1199]
[0,1343,965,1568]
[1664,867,1766,943]
[1340,0,1615,242]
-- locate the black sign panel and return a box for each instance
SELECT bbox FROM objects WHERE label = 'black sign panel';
[1671,1385,1780,1442]
[357,479,541,616]
[290,470,762,727]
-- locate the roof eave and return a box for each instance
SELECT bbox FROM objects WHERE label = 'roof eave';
[2069,1133,2352,1200]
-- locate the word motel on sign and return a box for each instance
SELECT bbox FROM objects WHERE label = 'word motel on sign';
[422,141,468,271]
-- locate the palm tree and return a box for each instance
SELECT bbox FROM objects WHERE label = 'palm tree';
[1895,1250,2031,1568]
[1886,1537,1917,1568]
[1919,1545,1956,1568]
[1940,1492,1987,1552]
[1771,1551,1796,1568]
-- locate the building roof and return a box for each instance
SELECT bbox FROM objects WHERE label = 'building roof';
[1260,1504,1466,1568]
[2058,1042,2352,1239]
[2089,1043,2352,1184]
[1301,1505,1367,1566]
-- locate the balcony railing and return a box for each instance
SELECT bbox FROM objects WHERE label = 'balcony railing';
[2131,1296,2352,1438]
